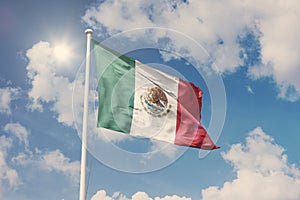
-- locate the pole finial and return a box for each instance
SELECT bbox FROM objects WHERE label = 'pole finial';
[85,29,93,35]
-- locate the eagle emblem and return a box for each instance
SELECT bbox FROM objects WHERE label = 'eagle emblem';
[140,87,171,117]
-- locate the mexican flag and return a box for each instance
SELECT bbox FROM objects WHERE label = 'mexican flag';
[93,40,219,150]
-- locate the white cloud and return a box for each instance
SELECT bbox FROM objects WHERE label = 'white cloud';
[0,124,32,193]
[147,140,178,159]
[201,127,300,200]
[25,41,84,126]
[0,121,79,185]
[0,122,79,197]
[39,150,80,183]
[82,0,300,101]
[0,87,19,115]
[2,122,79,183]
[0,136,21,191]
[0,135,12,151]
[246,86,254,95]
[91,189,192,200]
[132,192,152,200]
[4,122,30,149]
[82,0,245,72]
[154,195,191,200]
[91,190,115,200]
[245,0,300,102]
[13,149,80,184]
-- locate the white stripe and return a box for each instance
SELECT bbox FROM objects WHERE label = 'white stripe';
[130,61,179,144]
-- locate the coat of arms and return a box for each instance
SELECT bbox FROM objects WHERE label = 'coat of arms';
[140,87,171,117]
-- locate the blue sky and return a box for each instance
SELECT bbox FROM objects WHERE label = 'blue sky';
[1,0,300,199]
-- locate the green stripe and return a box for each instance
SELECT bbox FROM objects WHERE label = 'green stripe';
[93,40,135,133]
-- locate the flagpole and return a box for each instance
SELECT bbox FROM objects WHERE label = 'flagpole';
[79,28,93,200]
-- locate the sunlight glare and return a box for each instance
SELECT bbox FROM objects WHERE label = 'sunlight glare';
[54,44,72,63]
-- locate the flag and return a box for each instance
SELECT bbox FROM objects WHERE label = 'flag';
[93,39,219,150]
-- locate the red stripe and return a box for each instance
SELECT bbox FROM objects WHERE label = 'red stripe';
[175,79,219,150]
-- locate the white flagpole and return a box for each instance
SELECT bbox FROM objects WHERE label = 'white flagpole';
[79,28,93,200]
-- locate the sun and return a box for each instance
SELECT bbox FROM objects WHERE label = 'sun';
[53,44,72,63]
